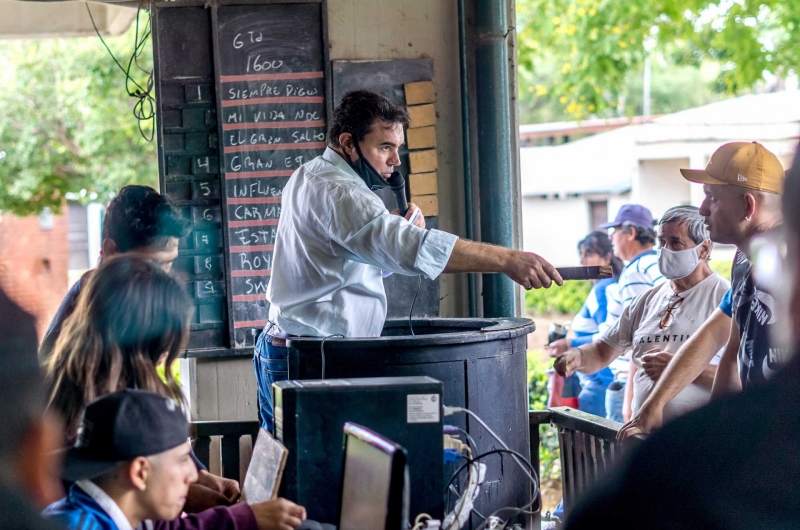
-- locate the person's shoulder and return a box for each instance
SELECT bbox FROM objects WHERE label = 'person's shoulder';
[43,496,102,529]
[708,271,732,291]
[630,281,666,306]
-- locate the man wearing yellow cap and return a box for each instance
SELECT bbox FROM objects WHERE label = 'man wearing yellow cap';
[618,141,786,439]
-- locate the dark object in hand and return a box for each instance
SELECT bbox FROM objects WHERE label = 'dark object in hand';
[555,265,612,281]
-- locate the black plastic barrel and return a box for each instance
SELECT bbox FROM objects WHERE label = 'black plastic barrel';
[287,317,536,528]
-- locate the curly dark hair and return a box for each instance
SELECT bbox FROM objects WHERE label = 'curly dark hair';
[328,90,410,148]
[102,185,190,252]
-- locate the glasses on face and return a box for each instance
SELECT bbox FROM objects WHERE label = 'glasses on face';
[659,294,684,330]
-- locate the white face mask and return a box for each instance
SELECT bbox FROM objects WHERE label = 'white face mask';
[657,243,705,280]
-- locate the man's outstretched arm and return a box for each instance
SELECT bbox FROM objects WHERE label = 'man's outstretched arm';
[443,239,563,289]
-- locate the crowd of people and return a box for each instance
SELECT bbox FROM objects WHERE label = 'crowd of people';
[555,141,800,528]
[1,81,798,530]
[1,187,307,529]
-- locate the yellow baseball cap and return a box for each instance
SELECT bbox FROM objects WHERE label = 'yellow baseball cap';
[680,141,785,195]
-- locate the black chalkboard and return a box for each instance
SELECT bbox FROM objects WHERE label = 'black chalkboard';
[153,3,229,352]
[153,1,327,355]
[213,3,328,348]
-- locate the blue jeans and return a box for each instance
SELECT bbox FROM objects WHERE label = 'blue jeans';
[578,385,608,418]
[605,380,626,423]
[254,331,289,432]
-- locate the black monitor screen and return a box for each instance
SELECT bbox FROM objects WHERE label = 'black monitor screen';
[338,423,408,530]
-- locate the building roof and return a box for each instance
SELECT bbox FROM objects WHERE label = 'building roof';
[0,1,134,40]
[519,127,635,196]
[520,90,800,197]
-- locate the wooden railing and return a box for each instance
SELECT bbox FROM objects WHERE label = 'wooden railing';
[191,420,260,483]
[530,407,640,527]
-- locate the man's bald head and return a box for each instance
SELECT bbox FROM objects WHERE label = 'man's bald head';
[699,183,783,247]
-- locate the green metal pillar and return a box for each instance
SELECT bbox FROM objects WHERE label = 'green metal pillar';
[475,0,515,317]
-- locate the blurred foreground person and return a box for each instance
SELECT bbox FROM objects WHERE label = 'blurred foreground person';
[0,288,64,529]
[565,145,800,529]
[45,255,306,530]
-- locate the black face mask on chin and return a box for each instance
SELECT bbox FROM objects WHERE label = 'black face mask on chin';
[345,142,387,191]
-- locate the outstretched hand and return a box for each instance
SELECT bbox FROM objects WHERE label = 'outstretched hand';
[503,250,563,290]
[554,351,581,377]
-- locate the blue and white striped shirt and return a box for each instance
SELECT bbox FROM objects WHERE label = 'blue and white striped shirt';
[570,278,616,347]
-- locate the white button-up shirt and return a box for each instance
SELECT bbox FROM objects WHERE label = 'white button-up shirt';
[266,148,458,337]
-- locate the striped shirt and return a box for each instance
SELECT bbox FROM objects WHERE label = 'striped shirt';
[570,278,616,347]
[605,250,665,324]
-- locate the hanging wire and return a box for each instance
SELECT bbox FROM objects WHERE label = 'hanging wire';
[86,2,156,141]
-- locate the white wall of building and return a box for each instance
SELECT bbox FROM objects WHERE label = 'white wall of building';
[522,191,631,266]
[632,158,692,221]
[608,192,633,225]
[522,197,589,267]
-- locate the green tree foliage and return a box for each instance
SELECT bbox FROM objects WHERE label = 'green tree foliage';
[527,350,561,483]
[525,279,592,315]
[518,0,800,119]
[0,20,157,216]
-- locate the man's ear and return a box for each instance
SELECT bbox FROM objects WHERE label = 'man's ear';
[338,132,356,159]
[128,457,151,492]
[15,413,65,509]
[101,238,118,259]
[743,192,757,221]
[699,240,712,260]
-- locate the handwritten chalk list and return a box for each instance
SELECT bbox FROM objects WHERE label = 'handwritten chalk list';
[214,3,326,347]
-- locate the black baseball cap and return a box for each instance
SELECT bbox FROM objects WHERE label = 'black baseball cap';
[62,389,189,482]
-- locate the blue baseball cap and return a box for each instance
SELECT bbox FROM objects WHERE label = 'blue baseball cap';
[599,204,655,229]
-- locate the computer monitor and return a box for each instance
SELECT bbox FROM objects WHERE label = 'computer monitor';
[338,423,410,530]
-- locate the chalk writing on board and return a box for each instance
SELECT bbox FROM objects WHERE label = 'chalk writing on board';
[216,3,326,336]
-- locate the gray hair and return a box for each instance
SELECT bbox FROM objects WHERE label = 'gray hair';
[659,205,710,245]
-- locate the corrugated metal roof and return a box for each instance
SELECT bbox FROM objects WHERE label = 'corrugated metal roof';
[521,91,800,196]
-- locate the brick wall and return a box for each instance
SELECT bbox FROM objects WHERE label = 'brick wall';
[0,206,69,341]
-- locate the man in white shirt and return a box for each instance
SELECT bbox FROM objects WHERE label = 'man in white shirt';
[554,206,729,424]
[256,89,563,429]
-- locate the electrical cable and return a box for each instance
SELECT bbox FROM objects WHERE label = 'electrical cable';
[319,334,344,379]
[456,427,478,456]
[443,448,538,528]
[445,406,540,498]
[475,506,539,530]
[86,3,156,141]
[445,448,537,495]
[409,274,422,335]
[446,456,482,530]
